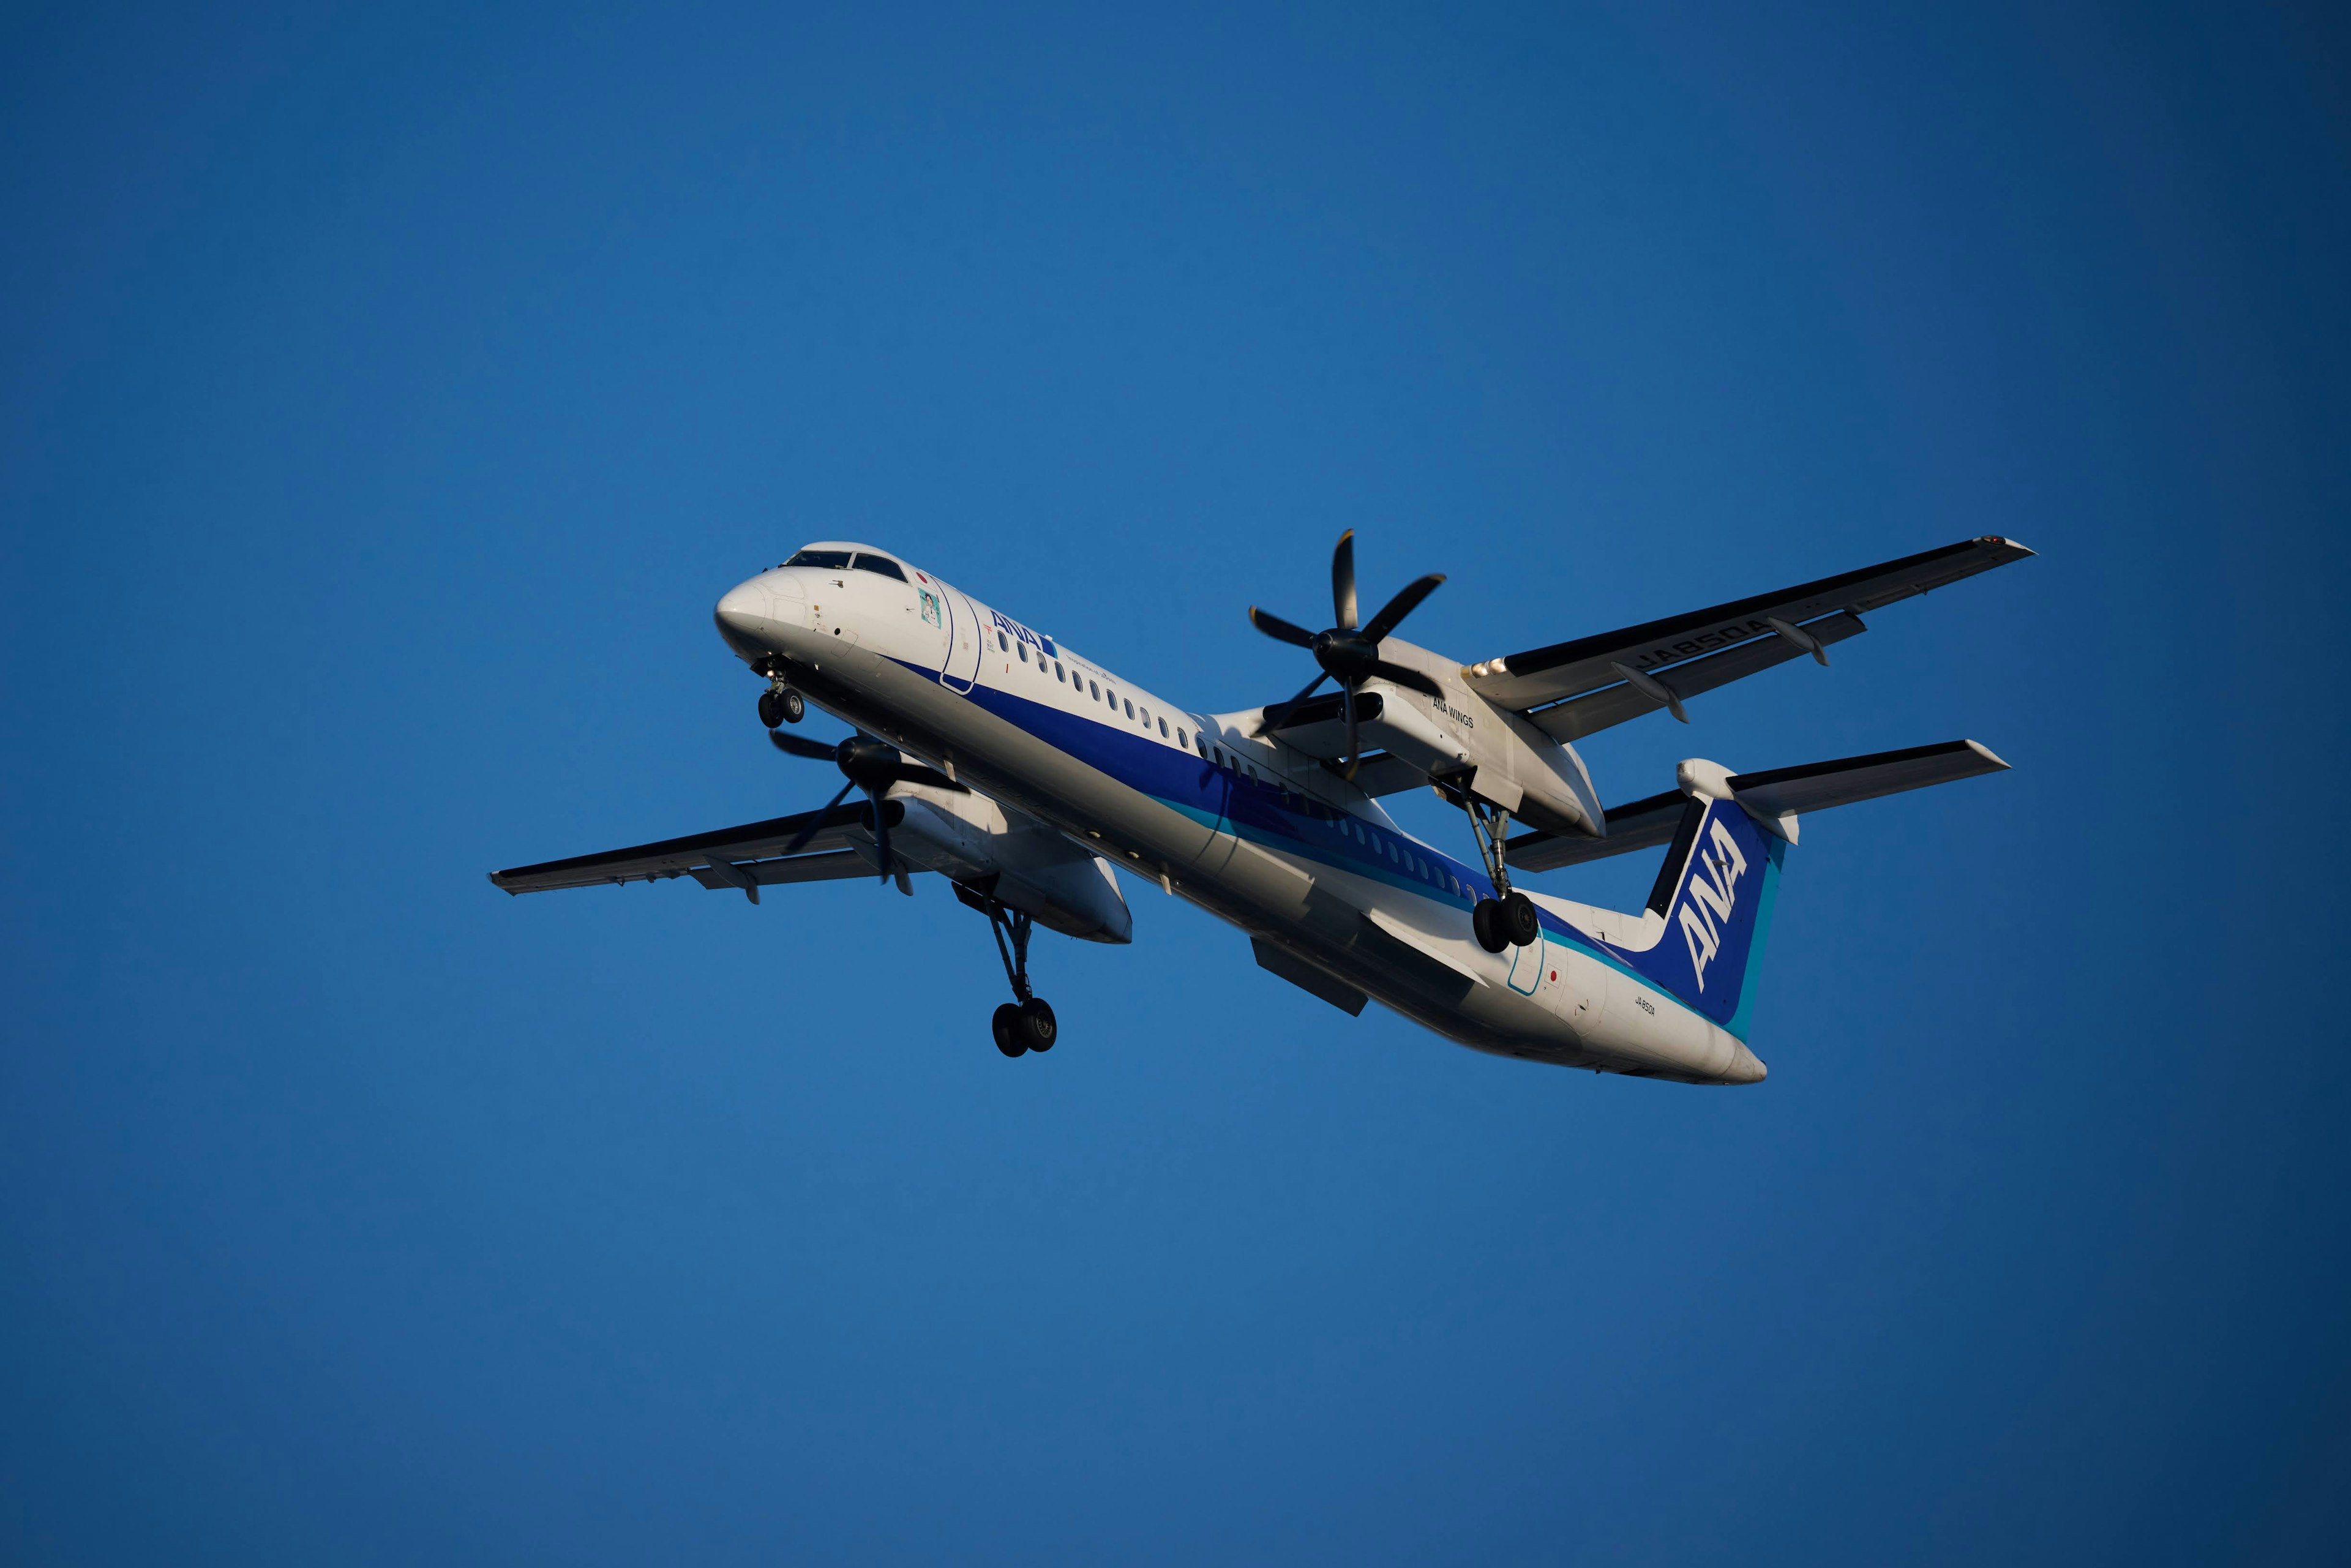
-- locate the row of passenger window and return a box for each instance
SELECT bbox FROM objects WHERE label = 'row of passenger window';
[988,626,1338,816]
[1333,814,1464,896]
[996,631,1196,748]
[981,616,1458,898]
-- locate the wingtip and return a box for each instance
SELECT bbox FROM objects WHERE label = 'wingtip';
[1962,738,2012,771]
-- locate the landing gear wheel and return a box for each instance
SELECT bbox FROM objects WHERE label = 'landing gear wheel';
[777,688,804,724]
[1472,898,1509,955]
[1502,891,1540,948]
[1016,997,1057,1052]
[757,691,782,729]
[992,1002,1026,1057]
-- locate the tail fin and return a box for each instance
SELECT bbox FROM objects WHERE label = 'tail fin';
[1625,795,1787,1039]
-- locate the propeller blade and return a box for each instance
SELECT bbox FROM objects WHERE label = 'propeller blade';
[767,729,838,762]
[1256,670,1332,735]
[1247,606,1319,648]
[866,787,891,883]
[780,778,858,857]
[1359,572,1445,643]
[887,761,966,792]
[1343,685,1361,781]
[1332,530,1359,632]
[1368,659,1443,698]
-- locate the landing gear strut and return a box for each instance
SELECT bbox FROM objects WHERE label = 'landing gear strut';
[1441,779,1540,954]
[967,889,1057,1057]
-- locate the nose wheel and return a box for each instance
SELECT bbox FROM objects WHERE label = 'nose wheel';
[757,685,806,729]
[961,885,1058,1057]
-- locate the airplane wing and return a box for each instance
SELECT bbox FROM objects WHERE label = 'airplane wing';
[1507,739,2009,872]
[1463,536,2032,739]
[489,800,883,901]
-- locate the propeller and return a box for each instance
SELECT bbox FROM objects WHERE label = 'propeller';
[1248,530,1445,778]
[768,729,964,885]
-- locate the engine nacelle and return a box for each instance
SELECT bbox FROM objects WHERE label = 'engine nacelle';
[1351,639,1605,838]
[879,782,1133,942]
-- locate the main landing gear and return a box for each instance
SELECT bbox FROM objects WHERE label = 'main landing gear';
[960,885,1058,1057]
[1444,781,1540,955]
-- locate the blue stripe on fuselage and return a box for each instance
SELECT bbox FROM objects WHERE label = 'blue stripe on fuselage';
[890,656,1723,1023]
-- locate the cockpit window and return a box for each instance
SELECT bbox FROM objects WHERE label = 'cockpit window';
[851,553,907,581]
[786,549,852,570]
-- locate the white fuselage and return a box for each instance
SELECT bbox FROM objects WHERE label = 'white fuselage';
[714,545,1766,1085]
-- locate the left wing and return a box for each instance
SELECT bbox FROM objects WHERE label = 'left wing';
[1462,536,2031,738]
[489,800,883,902]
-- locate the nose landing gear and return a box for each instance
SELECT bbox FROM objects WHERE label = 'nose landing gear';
[757,683,805,729]
[959,883,1059,1057]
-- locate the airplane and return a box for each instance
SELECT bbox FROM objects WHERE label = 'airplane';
[491,533,2030,1083]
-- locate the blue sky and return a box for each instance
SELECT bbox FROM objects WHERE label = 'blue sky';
[3,4,2346,1562]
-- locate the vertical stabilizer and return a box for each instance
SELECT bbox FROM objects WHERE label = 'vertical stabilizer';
[1622,796,1786,1039]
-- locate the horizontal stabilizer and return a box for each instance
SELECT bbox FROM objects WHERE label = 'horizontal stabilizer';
[1728,739,2008,817]
[1507,739,2009,873]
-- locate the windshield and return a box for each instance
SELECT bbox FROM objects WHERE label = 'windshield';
[784,548,852,570]
[852,553,907,582]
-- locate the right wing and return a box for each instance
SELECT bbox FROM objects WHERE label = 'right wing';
[489,800,880,901]
[1463,536,2032,738]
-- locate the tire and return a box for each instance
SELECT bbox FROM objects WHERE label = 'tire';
[992,1002,1026,1057]
[1502,891,1540,948]
[1016,997,1057,1052]
[779,688,805,724]
[757,691,781,729]
[1472,898,1509,954]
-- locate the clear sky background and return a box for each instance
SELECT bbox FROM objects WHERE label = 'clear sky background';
[4,3,2347,1562]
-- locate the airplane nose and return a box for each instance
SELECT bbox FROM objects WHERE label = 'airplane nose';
[714,579,784,658]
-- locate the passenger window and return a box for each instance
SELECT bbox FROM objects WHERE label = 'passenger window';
[850,553,907,581]
[1158,718,1169,737]
[1089,681,1100,699]
[1125,700,1135,719]
[1018,642,1028,662]
[997,632,1009,652]
[1054,662,1065,681]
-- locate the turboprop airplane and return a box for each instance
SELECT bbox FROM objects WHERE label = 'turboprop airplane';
[491,533,2030,1082]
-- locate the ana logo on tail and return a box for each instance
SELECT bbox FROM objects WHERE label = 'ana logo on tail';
[1676,817,1750,992]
